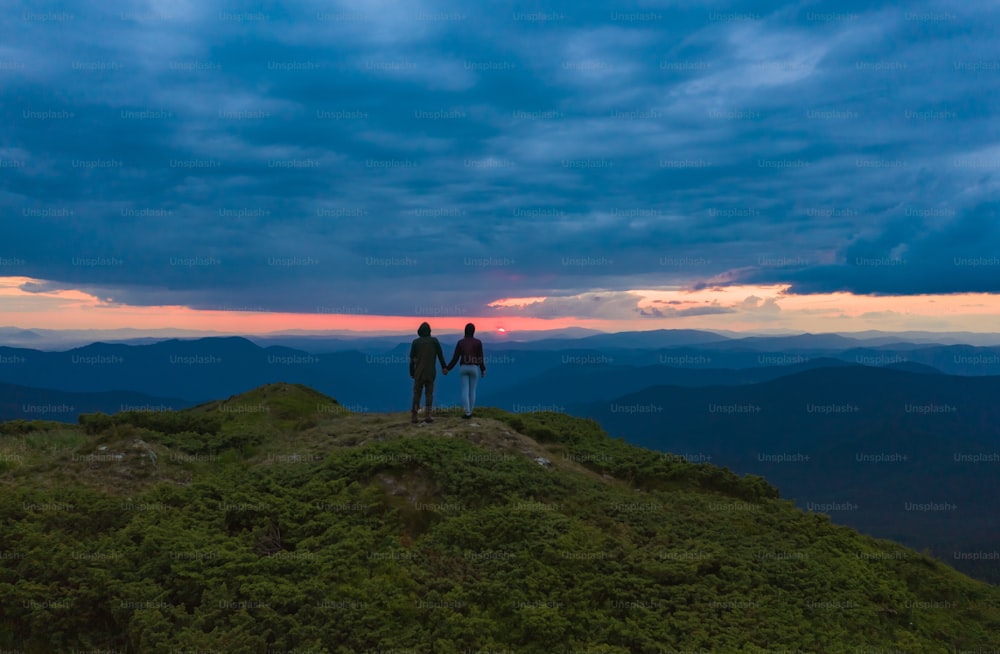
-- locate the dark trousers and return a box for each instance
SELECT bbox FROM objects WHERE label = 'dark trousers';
[412,378,435,414]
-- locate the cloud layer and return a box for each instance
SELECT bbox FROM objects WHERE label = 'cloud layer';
[2,0,998,322]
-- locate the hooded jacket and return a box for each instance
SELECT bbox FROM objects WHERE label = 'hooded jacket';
[446,337,486,373]
[409,322,447,382]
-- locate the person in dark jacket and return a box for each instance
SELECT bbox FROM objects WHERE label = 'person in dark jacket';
[445,323,486,419]
[409,321,448,423]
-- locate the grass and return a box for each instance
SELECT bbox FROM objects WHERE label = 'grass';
[1,382,999,653]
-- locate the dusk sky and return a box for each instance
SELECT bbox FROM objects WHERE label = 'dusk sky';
[2,0,999,336]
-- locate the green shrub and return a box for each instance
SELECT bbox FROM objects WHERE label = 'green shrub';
[78,412,115,435]
[0,420,36,435]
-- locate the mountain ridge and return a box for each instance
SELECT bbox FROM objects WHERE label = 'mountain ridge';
[2,382,999,651]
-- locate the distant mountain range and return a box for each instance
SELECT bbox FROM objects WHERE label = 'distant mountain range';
[487,357,859,409]
[0,337,591,412]
[0,325,608,350]
[3,333,1000,419]
[4,325,1000,351]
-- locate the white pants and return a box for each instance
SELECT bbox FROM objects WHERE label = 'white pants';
[459,365,480,415]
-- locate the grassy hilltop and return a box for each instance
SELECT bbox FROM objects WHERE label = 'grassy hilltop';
[1,382,999,653]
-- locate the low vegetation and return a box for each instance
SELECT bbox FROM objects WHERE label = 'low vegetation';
[1,383,998,652]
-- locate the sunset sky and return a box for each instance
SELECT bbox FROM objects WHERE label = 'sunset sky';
[2,0,998,337]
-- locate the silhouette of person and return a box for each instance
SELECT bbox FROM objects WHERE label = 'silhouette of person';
[445,323,486,419]
[409,321,448,423]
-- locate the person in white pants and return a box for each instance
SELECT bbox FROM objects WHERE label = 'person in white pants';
[459,364,480,418]
[445,323,487,419]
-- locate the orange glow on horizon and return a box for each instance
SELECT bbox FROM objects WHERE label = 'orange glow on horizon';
[1,277,999,336]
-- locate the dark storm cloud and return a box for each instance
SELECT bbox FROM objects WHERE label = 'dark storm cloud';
[723,201,1000,295]
[2,0,998,316]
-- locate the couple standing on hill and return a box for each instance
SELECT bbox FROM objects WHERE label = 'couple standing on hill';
[409,322,486,424]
